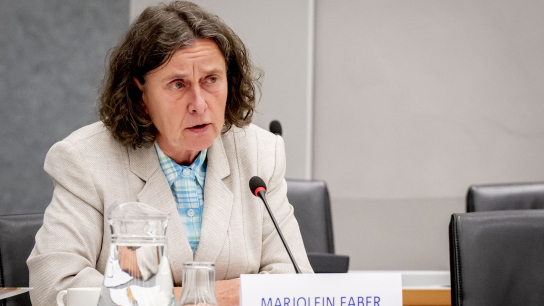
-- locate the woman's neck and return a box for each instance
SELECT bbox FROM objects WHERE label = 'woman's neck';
[156,139,199,166]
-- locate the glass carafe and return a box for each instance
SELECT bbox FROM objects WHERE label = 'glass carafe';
[178,262,218,306]
[97,202,175,306]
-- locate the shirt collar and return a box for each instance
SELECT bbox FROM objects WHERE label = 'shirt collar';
[154,142,208,188]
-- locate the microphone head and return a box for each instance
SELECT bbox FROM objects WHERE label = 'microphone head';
[269,120,282,136]
[249,176,267,196]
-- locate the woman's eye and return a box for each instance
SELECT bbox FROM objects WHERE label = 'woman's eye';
[208,77,217,84]
[174,81,183,89]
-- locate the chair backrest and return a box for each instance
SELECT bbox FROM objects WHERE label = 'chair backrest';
[466,182,544,212]
[0,213,44,306]
[449,210,544,306]
[286,179,334,254]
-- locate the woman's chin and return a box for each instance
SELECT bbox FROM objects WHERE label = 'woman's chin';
[185,135,216,152]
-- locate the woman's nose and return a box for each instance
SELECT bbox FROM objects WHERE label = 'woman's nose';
[188,85,207,114]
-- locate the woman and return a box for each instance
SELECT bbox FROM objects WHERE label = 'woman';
[27,2,313,306]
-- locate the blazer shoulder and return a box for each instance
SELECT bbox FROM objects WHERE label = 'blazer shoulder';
[58,122,121,150]
[226,123,278,147]
[45,122,126,169]
[221,124,283,181]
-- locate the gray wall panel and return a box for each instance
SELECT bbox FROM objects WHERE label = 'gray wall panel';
[332,197,463,270]
[0,0,129,215]
[314,0,544,270]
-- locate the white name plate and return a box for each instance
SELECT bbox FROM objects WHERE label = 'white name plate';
[240,273,402,306]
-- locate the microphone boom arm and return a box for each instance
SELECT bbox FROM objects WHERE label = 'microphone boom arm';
[257,190,302,274]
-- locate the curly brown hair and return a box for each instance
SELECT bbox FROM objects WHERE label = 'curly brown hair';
[99,1,262,148]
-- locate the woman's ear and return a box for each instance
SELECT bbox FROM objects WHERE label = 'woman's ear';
[133,76,149,114]
[133,76,144,91]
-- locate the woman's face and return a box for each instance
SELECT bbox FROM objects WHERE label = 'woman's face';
[136,39,228,162]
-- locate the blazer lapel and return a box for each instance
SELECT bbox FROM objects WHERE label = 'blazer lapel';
[129,145,193,284]
[194,135,234,262]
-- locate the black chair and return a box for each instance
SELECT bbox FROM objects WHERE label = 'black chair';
[449,210,544,306]
[466,182,544,212]
[286,179,349,273]
[0,213,44,306]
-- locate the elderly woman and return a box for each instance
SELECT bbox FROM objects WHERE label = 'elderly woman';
[27,1,313,306]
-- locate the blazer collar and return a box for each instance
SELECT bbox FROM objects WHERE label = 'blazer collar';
[128,144,160,181]
[194,134,234,262]
[129,144,192,285]
[128,135,231,181]
[205,133,230,180]
[128,135,234,283]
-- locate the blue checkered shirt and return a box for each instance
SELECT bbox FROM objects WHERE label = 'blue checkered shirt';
[155,142,207,256]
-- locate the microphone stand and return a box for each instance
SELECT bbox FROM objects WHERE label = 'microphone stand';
[256,190,302,274]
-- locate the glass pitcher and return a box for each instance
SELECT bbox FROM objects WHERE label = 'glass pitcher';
[97,202,175,306]
[178,262,218,306]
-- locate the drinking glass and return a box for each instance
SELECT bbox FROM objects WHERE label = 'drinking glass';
[178,262,218,306]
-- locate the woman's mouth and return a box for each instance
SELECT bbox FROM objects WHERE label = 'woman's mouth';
[188,123,210,132]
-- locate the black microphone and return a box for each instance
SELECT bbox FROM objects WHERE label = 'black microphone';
[269,120,282,136]
[249,176,302,274]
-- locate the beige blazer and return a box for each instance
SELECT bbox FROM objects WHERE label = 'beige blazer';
[27,122,312,306]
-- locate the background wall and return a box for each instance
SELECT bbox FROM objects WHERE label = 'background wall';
[0,0,129,215]
[131,0,315,180]
[313,0,544,270]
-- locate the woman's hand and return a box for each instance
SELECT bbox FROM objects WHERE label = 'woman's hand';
[174,287,182,300]
[215,279,240,306]
[118,246,142,278]
[174,278,240,306]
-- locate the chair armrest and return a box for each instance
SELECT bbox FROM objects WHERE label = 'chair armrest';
[307,252,350,273]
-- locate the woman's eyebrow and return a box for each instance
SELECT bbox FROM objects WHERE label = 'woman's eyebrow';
[161,68,224,82]
[162,73,189,82]
[203,68,224,75]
